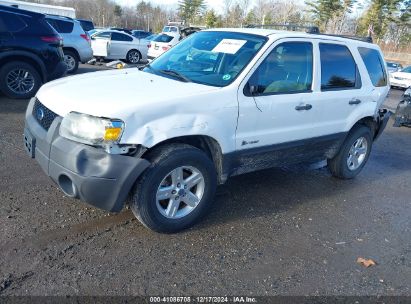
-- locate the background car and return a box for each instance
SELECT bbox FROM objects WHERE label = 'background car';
[386,61,403,74]
[147,33,180,60]
[46,15,93,73]
[0,5,66,99]
[90,30,147,63]
[390,65,411,89]
[109,27,132,35]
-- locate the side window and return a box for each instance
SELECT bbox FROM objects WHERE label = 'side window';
[46,19,73,34]
[94,31,111,39]
[0,13,27,33]
[320,43,361,90]
[248,41,313,95]
[111,32,133,42]
[358,47,387,87]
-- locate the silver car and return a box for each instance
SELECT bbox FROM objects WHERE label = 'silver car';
[46,15,93,73]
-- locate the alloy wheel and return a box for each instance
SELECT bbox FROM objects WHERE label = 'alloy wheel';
[347,136,368,171]
[6,69,35,95]
[156,166,205,219]
[64,55,76,72]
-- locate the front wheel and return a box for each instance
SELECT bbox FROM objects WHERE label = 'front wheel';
[328,125,373,179]
[130,144,217,233]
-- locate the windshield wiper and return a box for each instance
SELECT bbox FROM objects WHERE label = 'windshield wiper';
[158,69,192,83]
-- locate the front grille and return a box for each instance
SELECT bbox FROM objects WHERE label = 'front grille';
[32,99,58,131]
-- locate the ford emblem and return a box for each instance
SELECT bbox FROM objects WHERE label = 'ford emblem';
[36,107,45,121]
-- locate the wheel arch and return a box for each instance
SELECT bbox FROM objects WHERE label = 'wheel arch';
[351,116,378,139]
[0,52,46,82]
[62,47,80,60]
[141,135,226,184]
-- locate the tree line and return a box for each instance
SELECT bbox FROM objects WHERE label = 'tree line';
[22,0,410,52]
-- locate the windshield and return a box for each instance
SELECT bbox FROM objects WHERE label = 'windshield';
[145,31,267,87]
[163,26,178,33]
[401,66,411,73]
[153,34,174,43]
[387,62,399,68]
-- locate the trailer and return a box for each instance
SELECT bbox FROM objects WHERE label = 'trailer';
[0,0,75,18]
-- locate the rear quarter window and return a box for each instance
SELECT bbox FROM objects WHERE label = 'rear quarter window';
[0,12,27,32]
[46,18,74,34]
[154,34,174,43]
[358,47,387,87]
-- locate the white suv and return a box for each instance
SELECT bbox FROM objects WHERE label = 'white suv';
[24,28,390,233]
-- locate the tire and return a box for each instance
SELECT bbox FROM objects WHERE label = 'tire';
[63,50,79,74]
[130,144,217,233]
[328,125,373,179]
[0,61,42,99]
[126,49,141,64]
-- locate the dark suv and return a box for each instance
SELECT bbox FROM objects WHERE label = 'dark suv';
[0,5,67,99]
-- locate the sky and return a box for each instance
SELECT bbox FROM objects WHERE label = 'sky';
[114,0,247,14]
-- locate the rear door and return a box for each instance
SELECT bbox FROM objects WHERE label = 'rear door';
[314,41,368,135]
[110,32,134,59]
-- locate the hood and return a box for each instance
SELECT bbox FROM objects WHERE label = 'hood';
[391,71,411,79]
[36,68,218,118]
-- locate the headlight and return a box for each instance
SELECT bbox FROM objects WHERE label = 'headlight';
[405,87,411,97]
[60,112,124,146]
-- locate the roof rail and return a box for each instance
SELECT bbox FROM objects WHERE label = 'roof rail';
[245,23,320,34]
[317,33,373,43]
[45,14,73,20]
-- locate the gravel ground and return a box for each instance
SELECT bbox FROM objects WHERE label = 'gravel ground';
[0,65,410,296]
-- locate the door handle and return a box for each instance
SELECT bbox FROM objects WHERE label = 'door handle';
[295,104,312,111]
[349,99,362,105]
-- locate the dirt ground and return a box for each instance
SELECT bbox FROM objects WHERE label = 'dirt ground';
[0,66,410,296]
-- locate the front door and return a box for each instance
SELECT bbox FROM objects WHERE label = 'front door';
[236,39,333,171]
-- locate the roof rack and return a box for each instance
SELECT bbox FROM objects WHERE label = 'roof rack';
[45,14,73,20]
[245,23,320,34]
[245,23,373,43]
[317,33,373,43]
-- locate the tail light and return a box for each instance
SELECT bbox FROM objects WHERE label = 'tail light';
[80,34,91,44]
[147,44,151,48]
[41,35,63,46]
[162,46,170,51]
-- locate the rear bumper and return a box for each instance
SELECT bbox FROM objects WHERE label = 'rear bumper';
[48,61,67,81]
[24,98,150,212]
[78,47,94,63]
[374,109,392,140]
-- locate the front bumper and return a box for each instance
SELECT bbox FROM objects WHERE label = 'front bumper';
[48,61,67,82]
[24,98,150,212]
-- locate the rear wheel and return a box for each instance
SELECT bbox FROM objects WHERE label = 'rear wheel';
[126,49,141,64]
[0,61,42,99]
[63,50,79,73]
[328,125,373,179]
[129,144,217,233]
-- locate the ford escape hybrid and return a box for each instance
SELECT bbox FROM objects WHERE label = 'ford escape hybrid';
[24,27,390,233]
